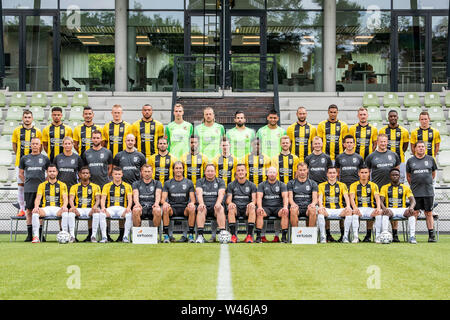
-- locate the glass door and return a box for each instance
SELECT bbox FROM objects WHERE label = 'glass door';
[1,11,59,91]
[392,11,448,92]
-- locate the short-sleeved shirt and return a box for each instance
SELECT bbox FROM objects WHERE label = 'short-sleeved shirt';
[81,147,113,188]
[127,119,165,161]
[256,125,287,159]
[37,180,68,207]
[102,121,131,158]
[132,179,162,207]
[148,153,176,186]
[287,178,318,209]
[244,153,272,186]
[226,127,256,160]
[410,127,441,158]
[69,182,101,208]
[304,152,333,184]
[212,155,238,187]
[113,150,147,185]
[54,153,83,190]
[196,177,226,207]
[257,180,287,208]
[348,123,378,160]
[317,120,348,160]
[163,178,195,207]
[406,155,437,197]
[42,124,73,162]
[102,181,132,207]
[349,181,379,208]
[286,122,317,162]
[226,179,257,208]
[271,153,300,184]
[165,121,193,159]
[378,125,410,162]
[365,150,401,189]
[73,124,104,156]
[180,152,208,186]
[12,125,42,167]
[19,154,50,193]
[335,152,364,187]
[380,183,413,208]
[318,181,348,209]
[194,122,226,160]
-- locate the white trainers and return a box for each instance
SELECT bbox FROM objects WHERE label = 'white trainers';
[69,236,75,243]
[375,236,381,244]
[196,235,206,243]
[99,237,107,243]
[409,236,417,244]
[320,236,326,244]
[122,236,129,243]
[343,236,349,243]
[352,237,359,244]
[90,235,97,243]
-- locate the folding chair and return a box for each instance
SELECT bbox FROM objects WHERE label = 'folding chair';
[10,215,26,242]
[74,216,92,239]
[41,216,62,241]
[391,216,408,242]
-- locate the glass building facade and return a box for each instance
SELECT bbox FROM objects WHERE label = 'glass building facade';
[0,0,448,92]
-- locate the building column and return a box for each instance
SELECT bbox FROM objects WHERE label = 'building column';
[323,0,336,92]
[115,0,127,92]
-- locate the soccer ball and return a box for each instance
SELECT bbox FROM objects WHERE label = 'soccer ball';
[56,231,71,244]
[379,231,393,244]
[218,230,231,244]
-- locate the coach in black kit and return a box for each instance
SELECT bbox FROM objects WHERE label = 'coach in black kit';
[113,134,146,185]
[406,140,438,242]
[305,136,333,184]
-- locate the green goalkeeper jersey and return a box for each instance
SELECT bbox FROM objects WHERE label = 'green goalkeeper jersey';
[256,125,286,158]
[194,122,225,160]
[165,121,193,159]
[226,127,256,160]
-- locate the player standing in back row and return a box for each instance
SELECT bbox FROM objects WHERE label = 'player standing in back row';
[348,107,378,160]
[102,104,131,159]
[194,107,225,160]
[317,104,348,163]
[165,103,193,159]
[256,110,286,159]
[42,107,73,163]
[286,106,317,162]
[73,106,104,156]
[226,111,256,160]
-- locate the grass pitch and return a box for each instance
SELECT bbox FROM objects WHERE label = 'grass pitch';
[0,234,448,300]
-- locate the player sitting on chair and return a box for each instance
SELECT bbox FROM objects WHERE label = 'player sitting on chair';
[100,167,133,243]
[31,164,69,243]
[317,167,352,243]
[69,166,101,242]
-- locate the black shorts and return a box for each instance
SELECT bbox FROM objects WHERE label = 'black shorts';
[171,205,187,217]
[414,197,434,212]
[25,192,37,210]
[263,206,282,217]
[236,206,248,217]
[298,207,308,218]
[141,206,153,220]
[206,205,216,218]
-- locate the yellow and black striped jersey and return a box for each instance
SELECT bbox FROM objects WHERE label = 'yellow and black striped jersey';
[318,181,348,209]
[69,182,101,208]
[380,183,413,208]
[410,126,441,158]
[180,152,208,186]
[348,123,378,159]
[102,121,131,158]
[286,122,317,162]
[102,181,132,207]
[73,124,104,155]
[37,180,68,208]
[378,125,410,162]
[244,153,271,186]
[271,153,299,184]
[127,119,164,161]
[349,181,379,208]
[317,120,348,161]
[148,153,176,186]
[42,124,73,162]
[12,125,42,166]
[212,154,238,187]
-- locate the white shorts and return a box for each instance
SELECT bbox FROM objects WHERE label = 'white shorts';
[106,206,126,218]
[325,208,344,218]
[76,208,92,217]
[390,208,408,219]
[16,167,24,184]
[42,206,61,216]
[358,207,376,218]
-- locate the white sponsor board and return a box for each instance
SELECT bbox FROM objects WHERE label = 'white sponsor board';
[291,227,317,244]
[132,227,158,244]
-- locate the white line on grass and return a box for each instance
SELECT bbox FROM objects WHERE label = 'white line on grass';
[216,244,234,300]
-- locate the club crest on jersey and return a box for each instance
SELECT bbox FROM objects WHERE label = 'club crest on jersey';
[321,158,325,164]
[398,189,403,195]
[121,189,125,195]
[71,159,75,164]
[166,158,170,165]
[289,159,293,165]
[245,187,250,193]
[306,128,310,134]
[214,183,218,188]
[151,125,155,130]
[396,132,401,138]
[353,158,357,163]
[306,186,310,191]
[388,155,392,161]
[335,187,340,193]
[100,153,104,159]
[56,187,60,193]
[425,161,429,166]
[259,158,264,165]
[367,188,371,194]
[150,186,154,192]
[275,186,280,192]
[120,127,124,133]
[133,157,138,162]
[88,189,92,195]
[182,184,186,190]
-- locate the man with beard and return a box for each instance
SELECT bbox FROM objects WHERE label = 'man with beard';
[287,106,317,162]
[226,111,256,160]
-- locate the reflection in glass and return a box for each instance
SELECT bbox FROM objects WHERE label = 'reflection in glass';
[336,11,391,92]
[26,16,54,91]
[336,0,390,10]
[2,16,20,91]
[3,0,57,9]
[267,11,323,92]
[267,0,322,10]
[128,11,184,92]
[431,16,448,92]
[186,0,217,10]
[60,11,115,91]
[397,16,425,92]
[59,0,115,9]
[129,0,184,10]
[394,0,449,10]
